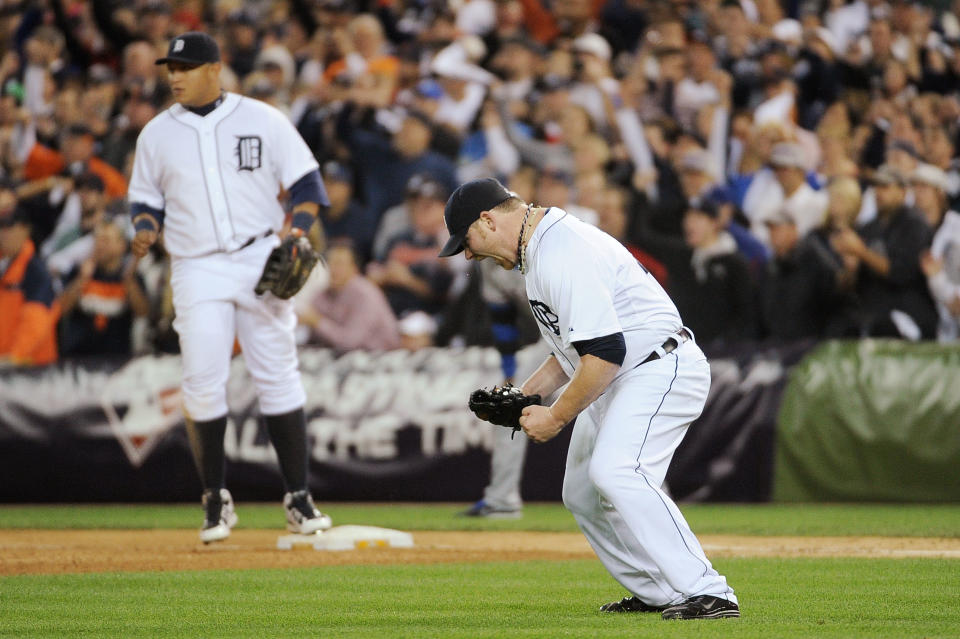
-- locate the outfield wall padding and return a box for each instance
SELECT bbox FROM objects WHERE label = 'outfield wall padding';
[773,340,960,502]
[0,345,781,503]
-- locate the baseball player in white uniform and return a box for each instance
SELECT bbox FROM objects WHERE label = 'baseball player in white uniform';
[129,32,331,543]
[439,178,739,620]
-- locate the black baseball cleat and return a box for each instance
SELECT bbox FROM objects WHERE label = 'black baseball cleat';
[599,596,666,613]
[661,595,740,620]
[284,490,332,535]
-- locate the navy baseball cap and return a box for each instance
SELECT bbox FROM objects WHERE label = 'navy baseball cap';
[438,178,513,257]
[156,32,220,66]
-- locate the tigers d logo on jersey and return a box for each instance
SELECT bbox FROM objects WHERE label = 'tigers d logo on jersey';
[234,135,262,171]
[529,300,560,336]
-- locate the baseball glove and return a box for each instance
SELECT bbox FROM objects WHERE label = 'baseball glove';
[254,234,320,299]
[468,384,542,437]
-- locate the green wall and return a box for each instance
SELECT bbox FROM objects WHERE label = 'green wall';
[774,340,960,502]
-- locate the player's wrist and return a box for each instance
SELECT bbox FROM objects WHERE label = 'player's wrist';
[291,211,315,235]
[133,214,159,233]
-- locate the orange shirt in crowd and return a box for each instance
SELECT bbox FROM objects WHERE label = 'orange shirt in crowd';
[23,144,128,199]
[322,55,399,86]
[0,239,59,366]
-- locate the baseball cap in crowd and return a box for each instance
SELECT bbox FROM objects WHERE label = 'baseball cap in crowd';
[910,163,948,191]
[65,122,93,138]
[811,26,838,55]
[535,74,573,93]
[705,184,733,206]
[679,148,716,176]
[398,310,438,337]
[140,0,171,15]
[155,32,220,66]
[322,160,353,183]
[768,142,807,169]
[771,19,803,45]
[438,178,513,257]
[540,167,574,186]
[572,33,612,61]
[887,139,919,159]
[226,9,257,27]
[88,64,117,85]
[686,199,720,219]
[414,79,444,100]
[406,174,449,201]
[75,172,105,192]
[1,78,24,104]
[501,36,546,56]
[405,108,434,128]
[871,164,907,187]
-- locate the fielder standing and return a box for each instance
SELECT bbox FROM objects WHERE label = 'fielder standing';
[438,178,739,620]
[129,32,331,543]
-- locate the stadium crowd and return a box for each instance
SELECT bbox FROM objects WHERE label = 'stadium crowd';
[1,0,960,368]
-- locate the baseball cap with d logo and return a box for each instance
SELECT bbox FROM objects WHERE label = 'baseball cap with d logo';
[156,32,221,66]
[438,178,513,257]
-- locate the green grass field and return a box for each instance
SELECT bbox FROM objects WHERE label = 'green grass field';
[1,503,958,638]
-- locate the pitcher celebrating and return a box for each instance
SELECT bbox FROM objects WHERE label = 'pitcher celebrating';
[438,178,739,620]
[129,32,331,543]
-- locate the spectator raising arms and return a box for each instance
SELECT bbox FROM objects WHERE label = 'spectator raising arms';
[57,220,148,358]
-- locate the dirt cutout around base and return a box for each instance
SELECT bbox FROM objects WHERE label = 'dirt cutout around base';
[1,530,959,576]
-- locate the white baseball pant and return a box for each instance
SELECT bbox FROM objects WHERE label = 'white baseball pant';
[171,236,306,421]
[562,338,737,606]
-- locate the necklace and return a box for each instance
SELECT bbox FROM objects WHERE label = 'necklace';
[516,203,534,274]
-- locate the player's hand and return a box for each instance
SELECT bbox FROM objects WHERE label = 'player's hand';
[132,229,158,258]
[519,405,565,443]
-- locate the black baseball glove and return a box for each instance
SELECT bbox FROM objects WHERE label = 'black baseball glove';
[254,234,320,299]
[468,384,542,437]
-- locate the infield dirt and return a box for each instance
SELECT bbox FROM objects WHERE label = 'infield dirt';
[1,530,959,576]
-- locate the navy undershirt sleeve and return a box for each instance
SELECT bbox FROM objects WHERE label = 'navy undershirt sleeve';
[130,202,165,229]
[288,169,330,208]
[572,332,626,366]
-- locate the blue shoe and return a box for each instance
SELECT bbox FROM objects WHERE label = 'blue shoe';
[458,500,522,519]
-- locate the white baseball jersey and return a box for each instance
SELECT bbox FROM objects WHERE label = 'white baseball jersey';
[128,92,319,258]
[523,207,683,379]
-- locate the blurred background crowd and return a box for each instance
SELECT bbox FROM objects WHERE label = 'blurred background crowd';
[2,0,960,369]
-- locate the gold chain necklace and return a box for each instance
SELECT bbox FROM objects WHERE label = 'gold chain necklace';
[516,203,534,274]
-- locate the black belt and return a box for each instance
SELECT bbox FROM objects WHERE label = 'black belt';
[641,328,692,365]
[237,230,273,250]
